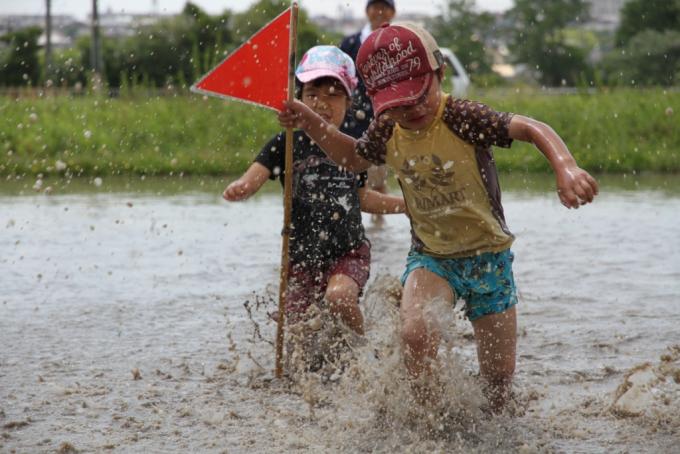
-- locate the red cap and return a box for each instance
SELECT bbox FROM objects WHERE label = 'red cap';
[356,22,442,117]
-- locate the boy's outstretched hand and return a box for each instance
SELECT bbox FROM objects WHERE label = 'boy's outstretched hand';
[278,100,316,130]
[555,166,599,209]
[278,99,366,172]
[508,115,598,209]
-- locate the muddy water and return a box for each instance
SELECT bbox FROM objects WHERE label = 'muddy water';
[1,174,679,452]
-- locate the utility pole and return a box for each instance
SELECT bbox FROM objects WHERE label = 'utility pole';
[90,0,102,76]
[45,0,52,84]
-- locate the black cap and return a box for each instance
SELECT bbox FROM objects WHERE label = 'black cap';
[367,0,395,9]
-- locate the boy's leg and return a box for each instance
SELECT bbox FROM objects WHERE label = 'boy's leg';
[401,268,454,379]
[367,164,388,193]
[471,306,517,412]
[367,164,388,224]
[325,274,363,334]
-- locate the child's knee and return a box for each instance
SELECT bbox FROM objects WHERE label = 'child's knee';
[325,278,359,306]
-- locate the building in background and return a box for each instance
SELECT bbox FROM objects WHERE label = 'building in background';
[585,0,626,31]
[1,1,628,67]
[95,8,166,38]
[0,7,165,47]
[0,15,84,46]
[311,11,429,37]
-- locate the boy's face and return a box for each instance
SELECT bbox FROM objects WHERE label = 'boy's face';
[301,81,350,129]
[366,3,395,31]
[384,74,442,130]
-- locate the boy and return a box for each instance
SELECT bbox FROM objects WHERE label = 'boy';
[278,24,598,410]
[340,0,396,139]
[340,0,397,223]
[223,46,405,338]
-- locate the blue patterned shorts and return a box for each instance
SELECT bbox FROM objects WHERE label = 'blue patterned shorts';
[400,249,518,321]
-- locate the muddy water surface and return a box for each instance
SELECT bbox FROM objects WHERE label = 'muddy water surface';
[1,174,679,452]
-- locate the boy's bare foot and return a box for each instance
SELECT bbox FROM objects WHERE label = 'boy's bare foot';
[284,308,365,378]
[480,381,518,416]
[409,373,444,407]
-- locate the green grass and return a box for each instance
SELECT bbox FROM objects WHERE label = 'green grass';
[0,93,278,177]
[474,87,679,173]
[1,88,678,177]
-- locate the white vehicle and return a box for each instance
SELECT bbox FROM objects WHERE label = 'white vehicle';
[439,47,471,97]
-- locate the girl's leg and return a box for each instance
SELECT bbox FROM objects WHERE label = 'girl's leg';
[325,273,363,335]
[471,306,517,411]
[400,268,454,379]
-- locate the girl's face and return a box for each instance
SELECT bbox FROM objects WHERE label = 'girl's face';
[301,81,350,129]
[385,73,442,130]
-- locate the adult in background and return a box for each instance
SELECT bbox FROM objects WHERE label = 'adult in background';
[340,0,396,222]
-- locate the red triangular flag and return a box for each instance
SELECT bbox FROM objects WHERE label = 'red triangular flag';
[191,7,292,111]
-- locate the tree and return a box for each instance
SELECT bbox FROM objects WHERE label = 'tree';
[77,2,234,88]
[603,30,680,86]
[0,27,43,86]
[126,3,233,86]
[507,0,590,86]
[616,0,680,47]
[602,0,680,86]
[231,0,324,56]
[48,47,87,87]
[429,0,495,76]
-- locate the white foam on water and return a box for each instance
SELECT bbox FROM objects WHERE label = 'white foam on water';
[236,275,530,452]
[232,275,680,453]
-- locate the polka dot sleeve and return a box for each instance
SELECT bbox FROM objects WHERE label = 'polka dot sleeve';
[442,96,514,149]
[355,115,396,165]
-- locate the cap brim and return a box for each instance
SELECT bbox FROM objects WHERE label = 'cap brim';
[296,69,354,97]
[370,72,433,117]
[366,0,395,9]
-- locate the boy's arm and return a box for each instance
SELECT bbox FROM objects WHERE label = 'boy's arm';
[508,115,599,209]
[358,187,406,214]
[278,100,373,172]
[222,162,271,201]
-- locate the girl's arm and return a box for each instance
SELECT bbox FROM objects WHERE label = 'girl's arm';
[358,187,406,214]
[508,115,598,209]
[278,100,372,172]
[222,162,271,201]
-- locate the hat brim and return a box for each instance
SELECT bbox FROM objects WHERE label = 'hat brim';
[296,69,355,97]
[370,72,433,117]
[366,0,395,9]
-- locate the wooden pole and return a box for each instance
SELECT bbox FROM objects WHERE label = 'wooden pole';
[275,2,298,379]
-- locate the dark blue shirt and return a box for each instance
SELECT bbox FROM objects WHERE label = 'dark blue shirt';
[255,131,368,265]
[340,32,374,139]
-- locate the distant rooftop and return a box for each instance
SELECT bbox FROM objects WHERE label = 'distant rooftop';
[585,0,626,31]
[310,12,430,36]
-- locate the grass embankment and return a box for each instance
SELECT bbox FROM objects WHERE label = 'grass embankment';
[0,94,278,177]
[0,88,678,177]
[485,88,679,173]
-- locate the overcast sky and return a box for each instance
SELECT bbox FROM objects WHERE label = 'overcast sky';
[0,0,514,20]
